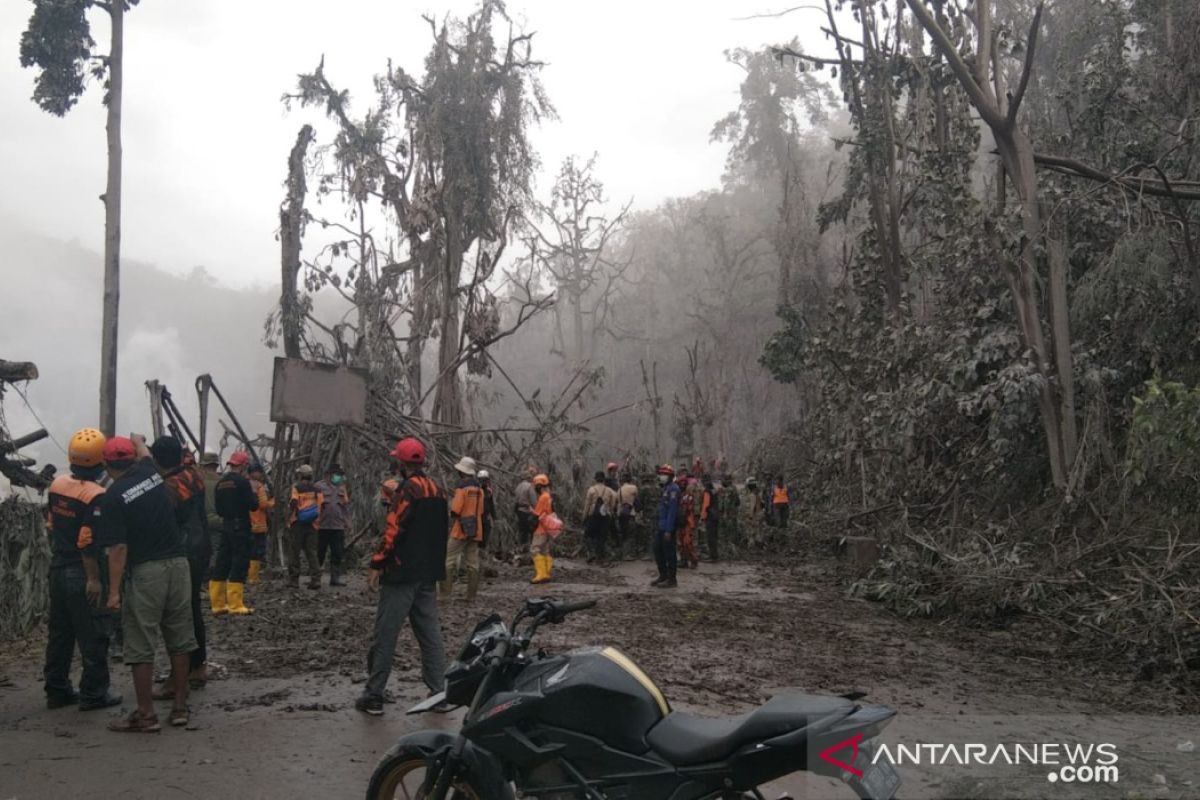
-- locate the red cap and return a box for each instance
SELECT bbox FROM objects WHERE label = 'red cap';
[606,462,618,471]
[102,436,136,463]
[390,437,426,465]
[228,450,250,467]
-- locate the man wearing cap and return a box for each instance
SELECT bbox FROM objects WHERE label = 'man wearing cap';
[288,465,323,590]
[357,437,449,716]
[199,452,222,553]
[211,451,259,614]
[513,464,538,551]
[314,463,350,587]
[478,470,496,555]
[442,457,485,601]
[149,435,210,692]
[98,435,196,732]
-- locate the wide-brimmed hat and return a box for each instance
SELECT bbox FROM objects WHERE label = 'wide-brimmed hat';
[454,457,478,476]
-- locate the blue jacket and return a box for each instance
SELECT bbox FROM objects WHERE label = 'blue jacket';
[657,482,681,532]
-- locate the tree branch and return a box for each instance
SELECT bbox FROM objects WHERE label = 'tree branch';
[904,0,1007,131]
[1006,2,1044,126]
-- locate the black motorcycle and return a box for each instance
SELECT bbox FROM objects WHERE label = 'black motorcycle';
[367,598,901,799]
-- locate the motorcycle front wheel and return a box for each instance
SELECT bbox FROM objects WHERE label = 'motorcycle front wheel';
[366,744,498,800]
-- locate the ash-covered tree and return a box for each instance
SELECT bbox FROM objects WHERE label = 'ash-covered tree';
[19,0,139,436]
[531,154,631,365]
[287,0,553,436]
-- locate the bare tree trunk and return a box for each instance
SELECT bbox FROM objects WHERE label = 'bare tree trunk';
[433,222,464,431]
[280,125,313,360]
[1047,234,1078,465]
[907,0,1075,489]
[99,0,124,436]
[996,132,1073,488]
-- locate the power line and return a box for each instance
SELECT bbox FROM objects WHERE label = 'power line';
[8,382,68,457]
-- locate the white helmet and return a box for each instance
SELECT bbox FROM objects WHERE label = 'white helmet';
[477,469,490,480]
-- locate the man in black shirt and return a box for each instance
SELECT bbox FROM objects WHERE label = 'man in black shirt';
[212,450,259,614]
[100,435,196,733]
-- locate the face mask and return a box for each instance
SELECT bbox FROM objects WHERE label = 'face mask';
[332,475,344,485]
[658,475,669,486]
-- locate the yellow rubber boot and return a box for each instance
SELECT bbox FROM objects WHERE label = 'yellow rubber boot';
[531,555,550,585]
[544,555,554,583]
[208,580,228,615]
[247,560,262,585]
[226,582,253,615]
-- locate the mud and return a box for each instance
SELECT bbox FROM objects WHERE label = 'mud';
[1,549,1196,799]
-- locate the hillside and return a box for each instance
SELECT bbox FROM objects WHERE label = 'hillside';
[0,223,278,480]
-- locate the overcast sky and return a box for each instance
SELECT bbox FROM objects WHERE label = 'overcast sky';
[0,0,829,289]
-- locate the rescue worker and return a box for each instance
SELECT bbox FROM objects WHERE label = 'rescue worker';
[478,469,496,554]
[617,473,640,560]
[43,428,121,711]
[653,465,680,588]
[246,463,274,585]
[442,457,485,601]
[379,464,400,532]
[722,474,742,544]
[772,474,792,528]
[513,464,538,549]
[200,452,222,554]
[287,465,323,590]
[211,450,259,615]
[315,463,350,586]
[583,471,617,565]
[677,470,699,569]
[604,461,620,491]
[150,435,210,695]
[529,473,555,584]
[701,474,721,562]
[638,473,661,559]
[357,437,449,716]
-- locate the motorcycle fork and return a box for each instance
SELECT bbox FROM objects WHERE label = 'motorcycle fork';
[426,738,467,800]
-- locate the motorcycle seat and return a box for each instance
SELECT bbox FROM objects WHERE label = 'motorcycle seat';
[646,694,854,767]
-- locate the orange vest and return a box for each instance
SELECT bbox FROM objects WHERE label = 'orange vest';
[772,485,789,505]
[250,479,274,533]
[290,486,323,525]
[450,484,486,541]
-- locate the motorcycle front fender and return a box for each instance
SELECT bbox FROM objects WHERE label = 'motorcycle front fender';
[378,730,514,799]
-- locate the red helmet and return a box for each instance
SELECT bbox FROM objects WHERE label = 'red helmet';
[102,436,136,464]
[391,437,427,465]
[606,461,618,471]
[656,464,675,477]
[228,450,250,467]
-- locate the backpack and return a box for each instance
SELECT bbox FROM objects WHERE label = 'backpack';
[297,504,319,524]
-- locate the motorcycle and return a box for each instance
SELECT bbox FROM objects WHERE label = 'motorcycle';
[367,597,901,799]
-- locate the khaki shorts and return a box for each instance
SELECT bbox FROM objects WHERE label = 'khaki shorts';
[122,557,197,665]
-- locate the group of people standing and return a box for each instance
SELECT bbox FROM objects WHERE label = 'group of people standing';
[42,429,358,732]
[43,427,795,723]
[44,429,206,732]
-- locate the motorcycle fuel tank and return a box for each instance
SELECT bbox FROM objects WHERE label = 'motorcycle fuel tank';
[472,646,670,755]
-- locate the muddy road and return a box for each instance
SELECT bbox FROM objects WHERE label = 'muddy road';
[1,551,1196,799]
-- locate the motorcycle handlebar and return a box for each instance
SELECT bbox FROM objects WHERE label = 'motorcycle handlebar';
[549,598,597,617]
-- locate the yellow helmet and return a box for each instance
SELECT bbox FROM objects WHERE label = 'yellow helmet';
[532,473,550,488]
[68,428,107,468]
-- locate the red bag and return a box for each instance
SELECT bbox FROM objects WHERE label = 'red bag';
[541,512,564,538]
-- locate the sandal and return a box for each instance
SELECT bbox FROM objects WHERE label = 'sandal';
[108,710,161,733]
[169,706,190,727]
